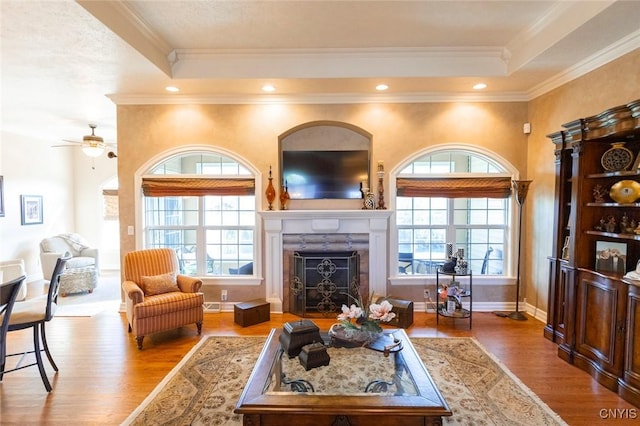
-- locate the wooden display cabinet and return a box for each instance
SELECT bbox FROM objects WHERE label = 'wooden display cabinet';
[545,130,574,344]
[620,284,640,406]
[546,99,640,407]
[572,270,627,389]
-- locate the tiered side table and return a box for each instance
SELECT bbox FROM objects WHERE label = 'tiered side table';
[435,269,472,328]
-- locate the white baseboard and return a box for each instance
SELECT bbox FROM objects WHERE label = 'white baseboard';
[415,301,547,323]
[524,301,547,323]
[198,300,549,324]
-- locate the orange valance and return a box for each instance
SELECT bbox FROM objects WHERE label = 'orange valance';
[141,177,255,197]
[396,177,512,198]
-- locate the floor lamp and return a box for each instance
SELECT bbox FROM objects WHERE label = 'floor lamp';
[509,179,532,321]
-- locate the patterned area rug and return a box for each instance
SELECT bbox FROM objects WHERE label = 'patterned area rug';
[121,336,567,426]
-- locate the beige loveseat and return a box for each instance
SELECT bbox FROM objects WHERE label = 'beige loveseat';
[39,234,99,279]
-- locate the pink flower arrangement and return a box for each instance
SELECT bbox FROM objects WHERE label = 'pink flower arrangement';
[337,294,396,333]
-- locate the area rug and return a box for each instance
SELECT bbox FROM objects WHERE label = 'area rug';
[121,336,567,426]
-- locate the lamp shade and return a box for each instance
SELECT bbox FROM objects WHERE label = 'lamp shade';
[512,180,532,205]
[82,144,105,157]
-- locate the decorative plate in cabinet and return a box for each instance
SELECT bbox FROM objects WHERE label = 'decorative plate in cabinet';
[609,179,640,203]
[601,142,634,171]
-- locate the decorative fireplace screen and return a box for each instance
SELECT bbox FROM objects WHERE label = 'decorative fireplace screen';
[290,251,360,317]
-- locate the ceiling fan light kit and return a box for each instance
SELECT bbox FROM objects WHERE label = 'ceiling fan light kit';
[55,124,115,158]
[81,142,105,157]
[81,124,105,157]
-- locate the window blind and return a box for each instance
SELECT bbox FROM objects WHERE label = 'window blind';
[141,177,255,197]
[396,177,512,198]
[102,189,119,220]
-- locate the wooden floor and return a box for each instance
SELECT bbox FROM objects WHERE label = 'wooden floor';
[1,309,638,425]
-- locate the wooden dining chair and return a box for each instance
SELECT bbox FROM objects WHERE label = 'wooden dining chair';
[0,275,27,385]
[3,256,69,392]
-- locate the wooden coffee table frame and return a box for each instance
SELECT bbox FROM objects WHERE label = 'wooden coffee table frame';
[235,328,452,426]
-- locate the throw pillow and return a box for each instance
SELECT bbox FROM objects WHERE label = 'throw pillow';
[141,272,179,296]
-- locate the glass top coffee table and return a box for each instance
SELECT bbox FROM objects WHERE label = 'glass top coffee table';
[235,328,451,426]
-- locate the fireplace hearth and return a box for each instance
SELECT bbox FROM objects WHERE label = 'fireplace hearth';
[259,210,392,313]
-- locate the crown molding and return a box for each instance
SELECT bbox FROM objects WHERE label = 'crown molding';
[108,91,529,106]
[109,27,639,108]
[506,0,615,73]
[78,0,173,75]
[170,46,509,79]
[528,29,640,100]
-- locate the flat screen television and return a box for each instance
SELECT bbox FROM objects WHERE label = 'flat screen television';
[282,150,370,199]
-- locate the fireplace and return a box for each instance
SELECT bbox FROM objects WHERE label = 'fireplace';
[259,210,392,313]
[290,251,360,317]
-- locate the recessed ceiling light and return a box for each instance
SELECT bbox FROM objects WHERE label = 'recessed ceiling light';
[165,86,180,92]
[473,83,487,90]
[262,84,276,92]
[376,84,389,91]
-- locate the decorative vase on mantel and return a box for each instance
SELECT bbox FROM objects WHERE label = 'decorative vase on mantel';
[265,166,276,210]
[362,188,376,210]
[279,180,290,210]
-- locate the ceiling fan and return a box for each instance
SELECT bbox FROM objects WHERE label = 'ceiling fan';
[54,124,117,158]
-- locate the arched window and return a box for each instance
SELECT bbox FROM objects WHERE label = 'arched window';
[395,149,512,276]
[142,152,256,276]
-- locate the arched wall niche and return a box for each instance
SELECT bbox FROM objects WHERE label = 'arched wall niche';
[278,120,372,148]
[278,121,372,209]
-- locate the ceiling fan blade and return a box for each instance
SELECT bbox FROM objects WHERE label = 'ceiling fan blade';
[62,139,82,144]
[52,144,80,148]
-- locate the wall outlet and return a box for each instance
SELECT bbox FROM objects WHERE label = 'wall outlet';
[221,289,228,301]
[424,288,430,299]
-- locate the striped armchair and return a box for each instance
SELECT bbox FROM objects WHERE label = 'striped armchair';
[122,248,204,350]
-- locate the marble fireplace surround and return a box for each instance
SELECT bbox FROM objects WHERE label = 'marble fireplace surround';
[259,210,392,313]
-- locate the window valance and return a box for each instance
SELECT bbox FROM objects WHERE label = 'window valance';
[141,177,255,197]
[396,176,512,198]
[102,189,119,220]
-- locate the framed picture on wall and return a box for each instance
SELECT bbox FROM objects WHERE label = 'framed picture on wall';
[595,240,627,274]
[20,194,43,225]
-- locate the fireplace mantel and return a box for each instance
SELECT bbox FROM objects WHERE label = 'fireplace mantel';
[259,210,392,312]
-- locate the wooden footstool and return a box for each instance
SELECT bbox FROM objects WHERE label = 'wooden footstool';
[59,266,98,296]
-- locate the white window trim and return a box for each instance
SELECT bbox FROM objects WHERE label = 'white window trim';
[134,144,263,286]
[388,143,520,286]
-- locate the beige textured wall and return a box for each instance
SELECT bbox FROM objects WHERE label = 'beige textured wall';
[116,102,528,303]
[526,48,640,313]
[116,48,640,311]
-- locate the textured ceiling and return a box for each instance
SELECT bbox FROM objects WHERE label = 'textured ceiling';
[1,0,639,145]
